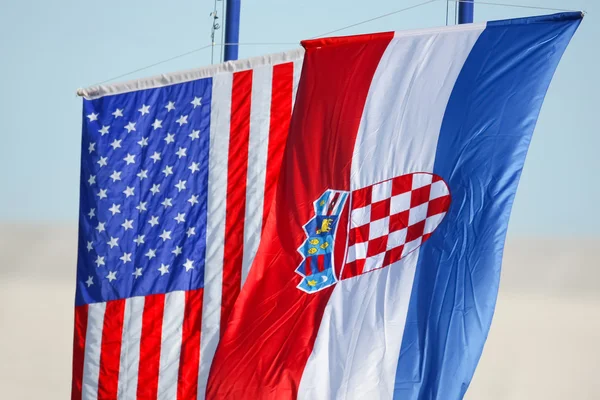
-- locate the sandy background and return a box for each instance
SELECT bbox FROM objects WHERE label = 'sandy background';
[0,224,598,399]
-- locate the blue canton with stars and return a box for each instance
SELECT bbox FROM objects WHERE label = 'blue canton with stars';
[76,78,212,306]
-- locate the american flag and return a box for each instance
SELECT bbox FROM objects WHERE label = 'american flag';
[72,50,304,400]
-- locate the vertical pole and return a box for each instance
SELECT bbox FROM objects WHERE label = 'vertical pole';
[458,0,474,24]
[224,0,241,61]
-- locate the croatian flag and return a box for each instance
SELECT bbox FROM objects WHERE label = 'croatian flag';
[208,13,582,399]
[71,50,303,399]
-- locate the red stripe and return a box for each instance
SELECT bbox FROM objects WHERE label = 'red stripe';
[97,299,125,400]
[177,288,204,400]
[301,31,395,49]
[316,255,325,272]
[220,70,252,334]
[208,32,394,399]
[304,257,312,275]
[262,62,294,231]
[71,304,88,400]
[137,294,165,400]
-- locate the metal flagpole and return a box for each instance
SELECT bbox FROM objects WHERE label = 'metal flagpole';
[224,0,241,61]
[458,0,474,24]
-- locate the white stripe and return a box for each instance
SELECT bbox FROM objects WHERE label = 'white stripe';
[298,26,484,399]
[320,190,334,216]
[157,291,185,400]
[198,72,232,399]
[117,296,144,400]
[82,302,106,400]
[298,251,421,399]
[241,65,273,286]
[350,28,481,189]
[292,58,304,107]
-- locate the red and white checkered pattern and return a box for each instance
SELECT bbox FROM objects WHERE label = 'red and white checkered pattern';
[342,173,451,279]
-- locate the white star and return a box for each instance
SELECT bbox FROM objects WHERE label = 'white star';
[112,108,123,118]
[95,222,106,233]
[110,170,121,182]
[97,189,108,200]
[148,216,159,227]
[150,152,161,163]
[152,119,163,130]
[110,139,122,150]
[99,125,110,136]
[134,235,145,246]
[159,230,172,242]
[123,186,135,198]
[150,184,160,195]
[88,208,96,219]
[172,246,183,256]
[137,137,149,147]
[174,180,187,192]
[164,133,175,144]
[123,153,136,165]
[108,203,121,215]
[138,104,150,115]
[125,122,136,133]
[176,115,188,126]
[132,268,143,278]
[161,198,173,208]
[191,97,202,108]
[174,213,185,224]
[189,130,200,140]
[97,156,108,168]
[165,101,176,112]
[158,264,170,275]
[95,255,105,267]
[145,248,157,259]
[106,271,117,282]
[88,175,96,185]
[183,259,194,272]
[189,162,200,174]
[186,227,196,237]
[188,194,199,206]
[176,147,187,158]
[136,201,147,212]
[88,142,96,153]
[107,236,119,248]
[86,241,93,252]
[137,169,148,180]
[120,252,132,263]
[121,219,134,230]
[87,112,98,122]
[162,165,173,177]
[86,276,94,287]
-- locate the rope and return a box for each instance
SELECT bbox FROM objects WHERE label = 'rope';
[311,0,437,38]
[445,0,579,13]
[80,0,584,90]
[86,43,297,88]
[93,44,213,86]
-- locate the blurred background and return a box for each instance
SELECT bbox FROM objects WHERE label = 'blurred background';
[0,0,598,398]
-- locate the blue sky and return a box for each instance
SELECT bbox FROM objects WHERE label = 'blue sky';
[0,0,597,236]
